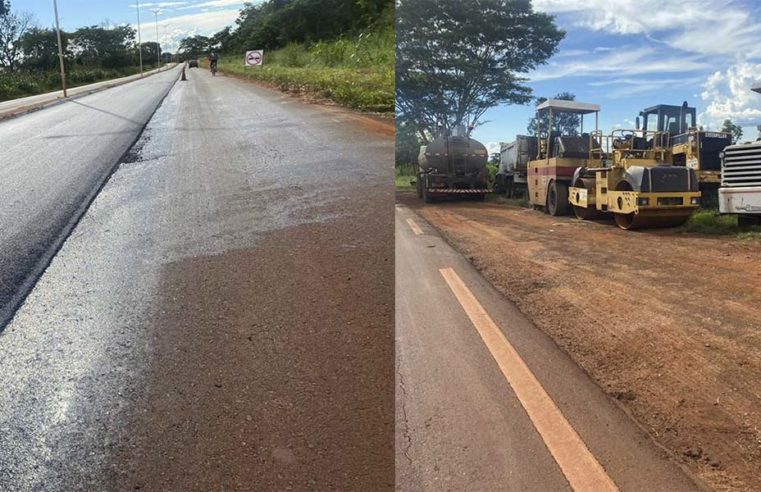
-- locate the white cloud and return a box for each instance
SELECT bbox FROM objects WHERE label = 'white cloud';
[530,46,708,81]
[131,8,240,52]
[485,141,501,155]
[533,0,761,59]
[700,61,761,130]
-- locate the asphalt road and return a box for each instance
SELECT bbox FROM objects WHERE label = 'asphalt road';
[395,204,703,491]
[0,66,181,327]
[0,68,394,489]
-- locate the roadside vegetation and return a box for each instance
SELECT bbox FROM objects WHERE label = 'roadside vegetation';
[680,208,761,237]
[0,1,165,101]
[395,163,416,189]
[181,0,393,113]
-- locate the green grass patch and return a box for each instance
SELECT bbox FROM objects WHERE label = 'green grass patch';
[0,66,142,101]
[218,27,393,113]
[680,209,761,238]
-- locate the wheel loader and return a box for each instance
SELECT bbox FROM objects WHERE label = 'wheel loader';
[568,128,701,229]
[527,99,601,215]
[638,102,731,202]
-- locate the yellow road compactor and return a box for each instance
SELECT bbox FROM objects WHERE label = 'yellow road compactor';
[569,128,701,229]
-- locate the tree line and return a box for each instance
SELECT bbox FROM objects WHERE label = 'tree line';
[178,0,392,58]
[0,0,163,75]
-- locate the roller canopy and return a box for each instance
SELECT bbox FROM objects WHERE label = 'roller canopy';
[536,99,600,114]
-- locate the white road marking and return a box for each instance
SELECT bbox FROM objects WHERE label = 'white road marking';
[439,267,619,492]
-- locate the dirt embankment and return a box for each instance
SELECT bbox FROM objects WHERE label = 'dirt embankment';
[400,192,761,492]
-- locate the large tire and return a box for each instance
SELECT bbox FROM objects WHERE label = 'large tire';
[422,180,435,203]
[417,174,423,198]
[547,181,569,216]
[506,176,515,198]
[738,215,761,228]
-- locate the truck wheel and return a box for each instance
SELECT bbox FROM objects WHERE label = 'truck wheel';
[417,175,423,198]
[547,181,569,216]
[738,215,761,228]
[422,183,435,203]
[506,177,515,198]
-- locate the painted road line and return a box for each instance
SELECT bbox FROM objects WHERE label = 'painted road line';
[439,267,619,492]
[406,218,423,235]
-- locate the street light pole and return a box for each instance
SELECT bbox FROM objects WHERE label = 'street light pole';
[52,0,67,97]
[150,8,161,68]
[136,0,143,77]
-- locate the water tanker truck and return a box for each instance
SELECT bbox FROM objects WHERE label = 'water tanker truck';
[417,128,489,202]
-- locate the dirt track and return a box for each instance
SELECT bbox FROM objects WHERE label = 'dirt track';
[399,192,761,492]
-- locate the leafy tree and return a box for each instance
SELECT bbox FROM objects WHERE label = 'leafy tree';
[178,35,211,59]
[70,25,135,69]
[721,119,743,144]
[0,4,33,72]
[140,41,159,66]
[396,118,424,166]
[21,27,65,72]
[396,0,564,142]
[527,92,580,136]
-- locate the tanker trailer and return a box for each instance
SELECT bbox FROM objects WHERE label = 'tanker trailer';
[417,133,490,202]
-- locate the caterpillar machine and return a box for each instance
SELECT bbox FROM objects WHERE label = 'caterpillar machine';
[637,102,731,202]
[527,99,602,215]
[417,125,490,202]
[568,123,702,229]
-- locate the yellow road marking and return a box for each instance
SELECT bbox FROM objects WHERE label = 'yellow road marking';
[406,218,423,235]
[439,267,619,492]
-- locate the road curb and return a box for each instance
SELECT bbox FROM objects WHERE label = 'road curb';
[0,64,178,122]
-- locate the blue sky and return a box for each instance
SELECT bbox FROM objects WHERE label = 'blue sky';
[12,0,247,53]
[472,0,761,155]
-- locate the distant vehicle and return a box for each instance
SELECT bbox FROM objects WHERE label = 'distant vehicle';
[188,59,199,68]
[495,136,536,198]
[417,126,489,203]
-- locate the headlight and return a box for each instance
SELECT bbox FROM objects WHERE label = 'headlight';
[637,197,649,206]
[691,197,700,205]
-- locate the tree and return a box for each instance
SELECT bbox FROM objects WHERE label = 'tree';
[178,35,211,59]
[0,1,8,16]
[21,27,65,72]
[396,0,564,142]
[721,119,743,144]
[395,118,423,166]
[70,25,135,68]
[0,5,33,72]
[527,92,580,136]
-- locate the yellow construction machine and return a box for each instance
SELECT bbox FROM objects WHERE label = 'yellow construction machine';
[638,102,731,200]
[569,128,701,229]
[527,99,601,215]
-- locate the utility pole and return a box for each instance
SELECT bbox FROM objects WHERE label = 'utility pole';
[136,0,143,77]
[150,8,161,68]
[52,0,67,97]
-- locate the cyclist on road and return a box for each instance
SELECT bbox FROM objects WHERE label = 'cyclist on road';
[209,50,219,74]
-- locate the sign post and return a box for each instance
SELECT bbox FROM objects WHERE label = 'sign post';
[245,50,264,67]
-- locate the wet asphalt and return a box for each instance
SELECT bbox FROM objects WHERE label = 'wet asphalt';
[0,68,394,489]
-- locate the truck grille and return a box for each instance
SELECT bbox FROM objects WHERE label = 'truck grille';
[722,142,761,187]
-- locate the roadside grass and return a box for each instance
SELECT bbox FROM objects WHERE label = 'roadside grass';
[217,26,393,113]
[681,208,761,238]
[0,66,143,101]
[396,163,416,189]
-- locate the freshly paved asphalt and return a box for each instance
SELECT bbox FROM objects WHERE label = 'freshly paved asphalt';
[0,68,394,489]
[0,66,181,328]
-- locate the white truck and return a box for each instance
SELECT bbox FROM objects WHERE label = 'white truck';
[718,82,761,227]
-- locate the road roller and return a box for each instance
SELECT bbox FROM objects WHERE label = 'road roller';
[569,129,701,229]
[527,99,601,215]
[417,126,490,203]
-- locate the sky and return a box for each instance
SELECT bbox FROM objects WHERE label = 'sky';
[12,0,248,53]
[472,0,761,155]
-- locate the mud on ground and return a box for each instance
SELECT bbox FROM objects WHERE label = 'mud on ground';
[399,192,761,492]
